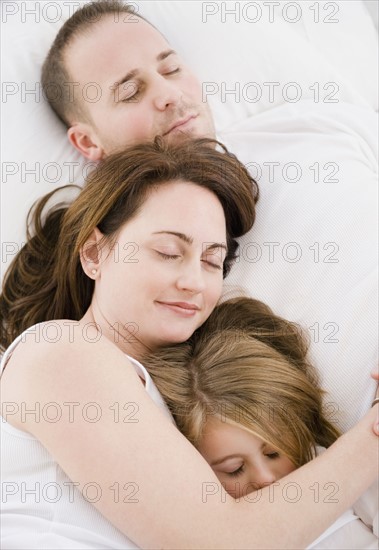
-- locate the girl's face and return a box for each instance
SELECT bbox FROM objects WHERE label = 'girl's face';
[198,416,296,499]
[91,180,227,354]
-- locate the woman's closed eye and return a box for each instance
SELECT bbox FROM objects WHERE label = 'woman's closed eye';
[202,259,223,270]
[155,251,181,261]
[202,251,224,270]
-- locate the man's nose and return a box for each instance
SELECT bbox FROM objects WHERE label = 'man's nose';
[152,75,183,110]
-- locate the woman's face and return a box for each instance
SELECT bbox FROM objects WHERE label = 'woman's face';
[92,180,227,353]
[198,416,297,499]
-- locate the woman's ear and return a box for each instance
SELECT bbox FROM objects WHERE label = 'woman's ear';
[80,227,104,280]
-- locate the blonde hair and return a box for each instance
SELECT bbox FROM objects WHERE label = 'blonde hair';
[144,297,340,468]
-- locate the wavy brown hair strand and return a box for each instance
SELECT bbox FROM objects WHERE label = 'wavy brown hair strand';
[0,138,258,352]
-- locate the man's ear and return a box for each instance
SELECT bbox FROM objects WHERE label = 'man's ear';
[68,123,105,161]
[80,227,105,280]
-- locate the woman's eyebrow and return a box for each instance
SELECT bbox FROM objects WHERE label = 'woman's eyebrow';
[206,242,227,252]
[152,230,192,244]
[152,231,227,251]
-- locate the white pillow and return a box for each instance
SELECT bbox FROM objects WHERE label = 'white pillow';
[136,0,378,129]
[2,0,377,259]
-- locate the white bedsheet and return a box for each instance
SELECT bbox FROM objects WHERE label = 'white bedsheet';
[220,100,378,432]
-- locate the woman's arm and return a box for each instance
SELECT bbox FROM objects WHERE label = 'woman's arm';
[2,327,378,550]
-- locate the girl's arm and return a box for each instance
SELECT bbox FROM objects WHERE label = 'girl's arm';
[2,327,378,550]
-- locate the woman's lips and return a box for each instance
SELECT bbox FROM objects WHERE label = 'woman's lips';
[156,301,200,317]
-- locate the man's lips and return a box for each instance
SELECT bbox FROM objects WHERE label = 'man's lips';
[163,115,197,136]
[156,301,201,316]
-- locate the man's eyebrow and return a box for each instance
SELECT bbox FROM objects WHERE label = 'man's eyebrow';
[157,49,177,62]
[152,231,227,252]
[109,49,177,93]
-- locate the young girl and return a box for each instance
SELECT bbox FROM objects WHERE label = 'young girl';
[144,296,379,549]
[1,137,377,550]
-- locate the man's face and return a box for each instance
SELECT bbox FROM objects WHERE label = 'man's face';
[65,15,215,158]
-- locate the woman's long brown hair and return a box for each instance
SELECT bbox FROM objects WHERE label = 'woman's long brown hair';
[0,138,258,351]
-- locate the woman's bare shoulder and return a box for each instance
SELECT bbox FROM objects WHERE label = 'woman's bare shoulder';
[4,319,119,366]
[0,319,136,430]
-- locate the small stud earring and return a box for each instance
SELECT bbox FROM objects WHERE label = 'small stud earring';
[91,269,97,275]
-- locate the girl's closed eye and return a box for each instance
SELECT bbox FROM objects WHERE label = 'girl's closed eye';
[226,464,245,477]
[265,452,280,459]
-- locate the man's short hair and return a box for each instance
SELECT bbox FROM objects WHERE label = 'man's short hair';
[41,1,149,127]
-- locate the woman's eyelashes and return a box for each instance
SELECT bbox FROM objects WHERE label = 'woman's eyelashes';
[203,259,223,270]
[154,250,223,270]
[156,251,180,261]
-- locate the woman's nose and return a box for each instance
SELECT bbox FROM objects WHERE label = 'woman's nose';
[175,263,206,294]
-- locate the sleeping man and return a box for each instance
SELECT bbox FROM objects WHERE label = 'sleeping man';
[40,0,378,434]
